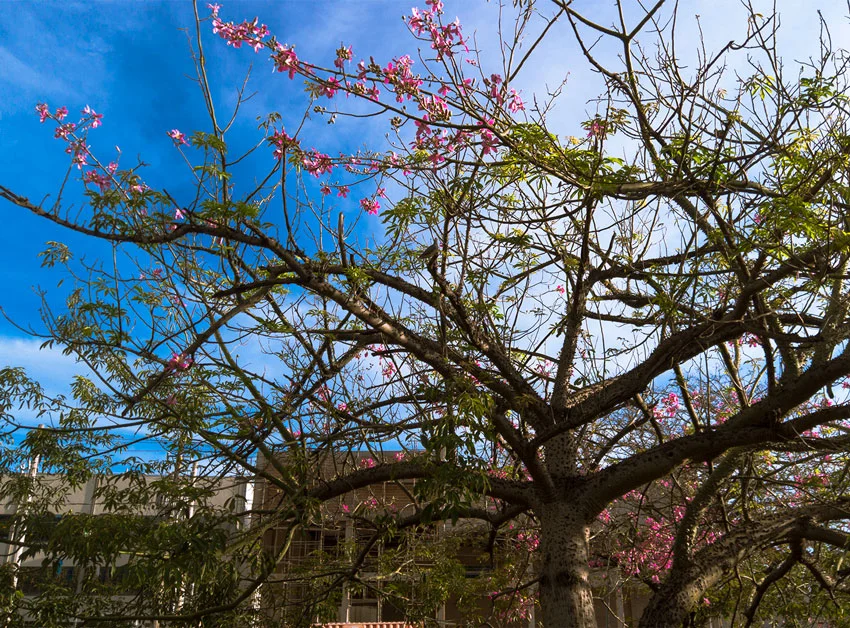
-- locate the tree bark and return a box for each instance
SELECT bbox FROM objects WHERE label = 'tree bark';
[538,501,597,628]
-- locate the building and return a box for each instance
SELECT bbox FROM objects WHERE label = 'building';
[0,465,255,624]
[253,450,657,627]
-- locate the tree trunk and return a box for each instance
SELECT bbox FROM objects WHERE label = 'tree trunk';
[538,501,597,628]
[638,583,700,627]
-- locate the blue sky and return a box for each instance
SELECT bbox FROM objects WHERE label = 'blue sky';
[1,0,848,419]
[0,1,413,333]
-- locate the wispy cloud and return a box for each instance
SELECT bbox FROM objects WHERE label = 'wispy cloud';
[0,46,68,100]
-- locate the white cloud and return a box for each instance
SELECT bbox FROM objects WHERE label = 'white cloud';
[0,336,83,388]
[0,46,68,104]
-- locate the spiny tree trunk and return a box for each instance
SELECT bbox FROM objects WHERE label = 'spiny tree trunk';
[639,583,703,628]
[538,500,596,628]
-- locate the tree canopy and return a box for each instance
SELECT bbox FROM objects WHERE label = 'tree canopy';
[3,1,850,626]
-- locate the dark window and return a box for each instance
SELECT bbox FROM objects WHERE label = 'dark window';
[18,566,42,595]
[0,514,13,541]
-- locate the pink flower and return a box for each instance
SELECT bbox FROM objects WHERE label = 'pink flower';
[587,120,605,138]
[168,129,188,146]
[269,128,298,159]
[337,186,350,198]
[66,140,89,169]
[55,106,68,121]
[319,76,341,98]
[167,352,193,371]
[207,2,220,15]
[54,123,76,140]
[360,198,380,215]
[175,207,186,220]
[337,402,348,411]
[35,103,49,123]
[82,105,103,128]
[508,89,525,113]
[555,285,565,295]
[381,360,396,378]
[341,503,350,513]
[272,44,299,79]
[320,183,331,195]
[488,80,504,104]
[83,170,112,192]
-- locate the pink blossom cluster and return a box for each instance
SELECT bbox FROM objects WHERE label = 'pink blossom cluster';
[360,198,380,215]
[407,5,467,61]
[82,161,118,192]
[605,490,720,583]
[492,591,535,623]
[507,89,525,113]
[36,103,100,169]
[210,4,269,53]
[514,530,539,552]
[301,151,334,177]
[140,268,164,281]
[208,5,309,81]
[54,122,77,140]
[478,119,499,155]
[318,76,342,98]
[373,345,397,378]
[653,392,681,420]
[82,105,103,128]
[487,468,509,480]
[412,124,473,165]
[534,360,554,378]
[269,128,298,160]
[382,55,423,103]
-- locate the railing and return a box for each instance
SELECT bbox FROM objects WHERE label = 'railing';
[319,624,418,628]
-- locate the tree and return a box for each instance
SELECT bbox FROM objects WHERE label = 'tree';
[3,0,850,625]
